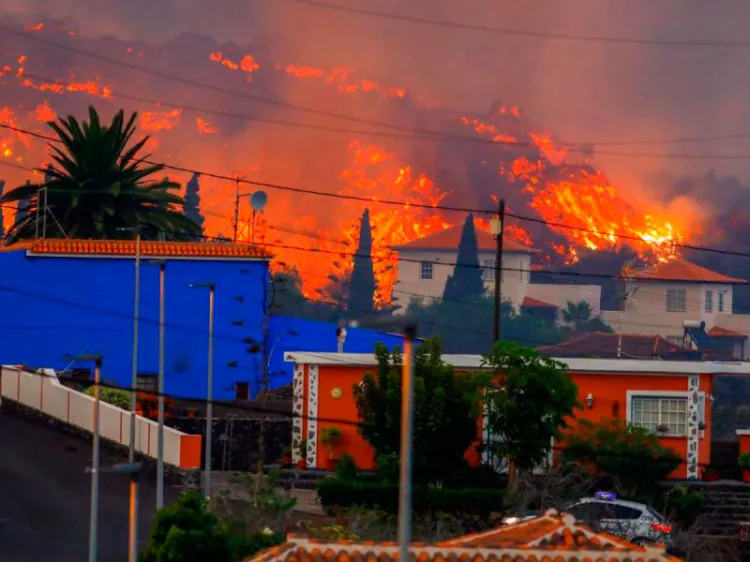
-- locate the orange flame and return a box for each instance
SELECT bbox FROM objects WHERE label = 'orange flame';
[196,118,217,135]
[35,101,56,122]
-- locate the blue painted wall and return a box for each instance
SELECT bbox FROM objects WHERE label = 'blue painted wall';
[267,316,405,388]
[0,248,268,400]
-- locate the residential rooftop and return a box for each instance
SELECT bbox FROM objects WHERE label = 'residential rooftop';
[392,221,534,254]
[2,238,271,260]
[536,332,695,359]
[633,259,746,284]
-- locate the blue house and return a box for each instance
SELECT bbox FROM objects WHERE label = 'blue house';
[0,239,404,400]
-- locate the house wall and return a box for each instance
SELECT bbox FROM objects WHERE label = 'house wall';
[393,249,531,310]
[525,284,602,317]
[293,361,711,479]
[0,249,268,400]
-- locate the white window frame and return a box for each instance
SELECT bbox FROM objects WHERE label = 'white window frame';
[718,291,725,313]
[626,390,705,439]
[419,261,433,280]
[666,288,686,312]
[705,289,713,313]
[665,335,684,346]
[482,259,496,282]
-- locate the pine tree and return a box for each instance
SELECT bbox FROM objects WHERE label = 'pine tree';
[348,209,376,314]
[184,173,205,237]
[443,214,486,302]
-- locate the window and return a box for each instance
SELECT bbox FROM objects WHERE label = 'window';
[666,288,686,312]
[136,373,158,393]
[419,261,433,280]
[665,335,684,346]
[705,290,713,313]
[631,396,687,436]
[611,505,643,520]
[482,259,495,281]
[719,291,725,312]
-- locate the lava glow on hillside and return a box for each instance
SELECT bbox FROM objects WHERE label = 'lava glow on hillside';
[0,19,688,305]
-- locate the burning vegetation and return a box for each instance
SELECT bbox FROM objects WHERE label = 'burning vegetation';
[0,17,689,303]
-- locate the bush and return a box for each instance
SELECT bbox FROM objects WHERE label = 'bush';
[84,384,131,410]
[663,486,704,528]
[335,454,358,481]
[562,418,681,499]
[739,452,750,468]
[317,478,504,516]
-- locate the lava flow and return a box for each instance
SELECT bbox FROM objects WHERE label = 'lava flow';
[0,17,691,304]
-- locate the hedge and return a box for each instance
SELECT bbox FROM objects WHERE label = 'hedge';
[317,478,504,515]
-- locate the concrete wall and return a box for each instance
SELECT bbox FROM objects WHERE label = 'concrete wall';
[393,249,532,309]
[0,249,268,400]
[0,366,201,468]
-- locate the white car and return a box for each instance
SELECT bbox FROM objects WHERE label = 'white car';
[565,496,673,545]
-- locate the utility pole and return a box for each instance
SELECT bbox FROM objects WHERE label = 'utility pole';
[233,176,240,242]
[398,322,417,562]
[492,200,506,343]
[157,261,166,510]
[129,232,141,462]
[261,265,269,392]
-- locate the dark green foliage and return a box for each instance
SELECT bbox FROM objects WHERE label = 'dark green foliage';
[561,301,613,336]
[562,418,682,499]
[662,486,704,528]
[443,215,486,302]
[348,209,376,314]
[13,181,30,228]
[482,341,581,471]
[140,491,233,562]
[317,478,504,516]
[352,339,484,484]
[335,453,358,481]
[84,384,131,410]
[183,173,205,236]
[1,106,202,242]
[140,491,283,562]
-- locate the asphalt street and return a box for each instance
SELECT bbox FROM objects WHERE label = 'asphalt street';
[0,409,180,562]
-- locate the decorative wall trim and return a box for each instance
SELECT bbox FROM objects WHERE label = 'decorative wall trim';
[306,364,319,468]
[686,375,700,480]
[291,363,304,463]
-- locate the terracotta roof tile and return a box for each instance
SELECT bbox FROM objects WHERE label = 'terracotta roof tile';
[4,238,271,260]
[708,326,748,338]
[633,259,746,284]
[245,511,681,562]
[536,332,695,359]
[521,296,558,309]
[392,221,534,254]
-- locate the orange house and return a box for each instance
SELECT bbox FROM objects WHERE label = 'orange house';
[285,351,750,479]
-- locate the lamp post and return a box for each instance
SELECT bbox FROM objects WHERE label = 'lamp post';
[89,462,142,562]
[149,259,167,510]
[65,353,104,562]
[189,282,215,499]
[342,316,417,562]
[118,227,143,463]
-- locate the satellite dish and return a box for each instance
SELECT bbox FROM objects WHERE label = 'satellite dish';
[250,191,268,212]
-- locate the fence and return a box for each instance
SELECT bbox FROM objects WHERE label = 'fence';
[0,366,201,469]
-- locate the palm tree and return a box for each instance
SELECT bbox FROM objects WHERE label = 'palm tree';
[562,300,613,335]
[1,106,203,242]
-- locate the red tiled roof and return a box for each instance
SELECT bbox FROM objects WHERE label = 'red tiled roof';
[537,332,695,359]
[633,259,746,284]
[521,296,558,309]
[708,326,748,339]
[245,511,681,562]
[4,239,271,260]
[392,222,534,254]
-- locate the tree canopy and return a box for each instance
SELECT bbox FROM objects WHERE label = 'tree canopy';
[1,106,202,242]
[348,209,376,314]
[443,214,486,302]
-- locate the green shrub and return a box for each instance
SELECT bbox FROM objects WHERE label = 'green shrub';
[562,418,681,499]
[317,478,504,516]
[663,486,704,528]
[335,454,358,481]
[84,384,132,410]
[739,452,750,468]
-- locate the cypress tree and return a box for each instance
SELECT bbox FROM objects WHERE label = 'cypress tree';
[184,173,205,235]
[348,209,376,314]
[443,214,486,302]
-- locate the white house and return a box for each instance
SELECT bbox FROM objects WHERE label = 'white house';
[391,220,601,315]
[601,259,750,358]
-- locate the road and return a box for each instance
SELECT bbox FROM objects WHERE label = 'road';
[0,409,180,562]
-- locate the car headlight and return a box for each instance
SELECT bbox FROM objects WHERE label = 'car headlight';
[502,516,520,525]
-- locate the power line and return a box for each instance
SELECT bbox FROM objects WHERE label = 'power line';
[281,0,750,49]
[17,71,750,150]
[9,27,750,160]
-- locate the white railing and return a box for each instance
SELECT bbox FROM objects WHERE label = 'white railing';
[0,366,201,469]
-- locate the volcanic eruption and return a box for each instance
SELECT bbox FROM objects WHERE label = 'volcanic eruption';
[0,13,696,305]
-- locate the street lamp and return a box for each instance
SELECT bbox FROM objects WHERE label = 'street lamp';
[64,353,103,562]
[149,259,167,510]
[341,316,418,562]
[189,282,215,499]
[117,226,144,463]
[88,462,142,562]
